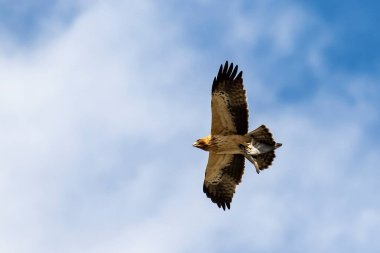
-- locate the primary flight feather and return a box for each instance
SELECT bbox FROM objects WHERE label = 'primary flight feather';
[193,61,282,210]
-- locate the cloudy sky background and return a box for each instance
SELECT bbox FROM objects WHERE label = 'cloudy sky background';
[1,0,379,252]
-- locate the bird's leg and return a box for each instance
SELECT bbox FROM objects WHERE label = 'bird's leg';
[240,144,261,174]
[246,154,261,174]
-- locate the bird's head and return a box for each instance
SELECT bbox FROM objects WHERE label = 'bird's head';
[193,136,211,151]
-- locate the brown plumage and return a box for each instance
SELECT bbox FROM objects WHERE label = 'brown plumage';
[193,61,282,210]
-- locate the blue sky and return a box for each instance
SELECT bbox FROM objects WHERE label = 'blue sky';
[1,0,379,252]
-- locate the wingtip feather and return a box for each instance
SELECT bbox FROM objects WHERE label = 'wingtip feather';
[226,62,234,76]
[236,71,243,80]
[231,65,238,79]
[217,65,223,79]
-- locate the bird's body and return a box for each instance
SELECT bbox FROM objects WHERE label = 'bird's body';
[194,134,249,154]
[193,61,282,210]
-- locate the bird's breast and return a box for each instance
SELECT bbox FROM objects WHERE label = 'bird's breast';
[210,135,249,154]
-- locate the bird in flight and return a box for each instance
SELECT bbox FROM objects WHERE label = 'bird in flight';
[193,61,282,210]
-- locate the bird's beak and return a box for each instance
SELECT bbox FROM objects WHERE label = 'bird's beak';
[192,142,199,147]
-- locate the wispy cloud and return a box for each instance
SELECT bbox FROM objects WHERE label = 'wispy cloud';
[0,0,379,252]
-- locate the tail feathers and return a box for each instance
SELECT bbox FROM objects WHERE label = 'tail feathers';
[275,143,282,149]
[255,151,276,170]
[244,151,276,174]
[247,125,275,146]
[245,125,282,173]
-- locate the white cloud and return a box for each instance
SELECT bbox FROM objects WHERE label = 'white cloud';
[0,0,379,253]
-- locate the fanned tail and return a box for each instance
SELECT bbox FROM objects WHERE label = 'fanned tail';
[244,125,282,173]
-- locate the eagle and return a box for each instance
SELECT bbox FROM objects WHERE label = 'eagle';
[193,61,282,210]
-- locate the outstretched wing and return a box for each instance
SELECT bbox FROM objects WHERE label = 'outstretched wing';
[211,61,249,135]
[203,153,245,210]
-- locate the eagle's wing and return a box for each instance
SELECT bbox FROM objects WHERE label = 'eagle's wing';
[211,61,249,135]
[203,153,245,210]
